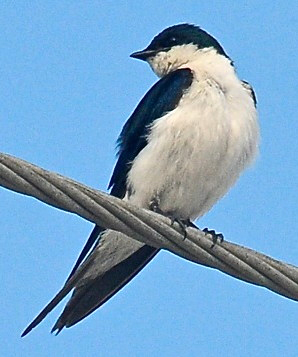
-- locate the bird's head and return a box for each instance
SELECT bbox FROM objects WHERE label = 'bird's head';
[130,24,230,77]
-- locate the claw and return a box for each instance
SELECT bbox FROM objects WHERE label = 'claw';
[203,228,224,248]
[149,197,197,240]
[170,218,188,239]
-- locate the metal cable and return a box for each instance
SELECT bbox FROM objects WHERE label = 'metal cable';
[0,152,297,302]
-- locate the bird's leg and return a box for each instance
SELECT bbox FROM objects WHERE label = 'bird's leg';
[149,196,190,239]
[168,217,189,239]
[149,196,163,214]
[171,218,201,239]
[185,219,199,229]
[179,221,224,248]
[149,197,223,246]
[202,228,224,248]
[185,219,224,247]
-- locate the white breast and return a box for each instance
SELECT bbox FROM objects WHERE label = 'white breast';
[126,49,259,220]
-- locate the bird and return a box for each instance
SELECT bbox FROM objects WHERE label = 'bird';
[22,23,259,336]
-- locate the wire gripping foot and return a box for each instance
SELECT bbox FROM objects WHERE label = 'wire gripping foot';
[202,228,224,248]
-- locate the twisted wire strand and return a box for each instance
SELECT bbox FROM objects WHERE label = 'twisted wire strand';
[0,152,297,302]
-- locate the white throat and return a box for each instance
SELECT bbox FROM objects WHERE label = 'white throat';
[147,44,233,79]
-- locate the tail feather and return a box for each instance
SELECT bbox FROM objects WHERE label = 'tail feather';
[52,244,158,333]
[22,230,158,336]
[66,225,104,282]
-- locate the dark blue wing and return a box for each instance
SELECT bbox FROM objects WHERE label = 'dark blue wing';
[109,68,193,197]
[65,69,193,280]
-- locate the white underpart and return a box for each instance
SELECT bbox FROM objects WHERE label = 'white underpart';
[126,44,259,220]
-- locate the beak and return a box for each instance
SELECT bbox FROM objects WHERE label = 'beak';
[130,48,158,61]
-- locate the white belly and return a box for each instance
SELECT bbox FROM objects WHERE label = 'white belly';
[126,77,259,220]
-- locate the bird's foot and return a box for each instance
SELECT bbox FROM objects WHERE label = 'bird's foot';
[149,198,193,239]
[169,217,192,239]
[149,196,162,213]
[203,228,224,248]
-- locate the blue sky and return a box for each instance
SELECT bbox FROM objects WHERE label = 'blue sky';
[1,1,298,356]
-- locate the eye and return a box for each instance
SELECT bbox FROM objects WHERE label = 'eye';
[169,36,178,45]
